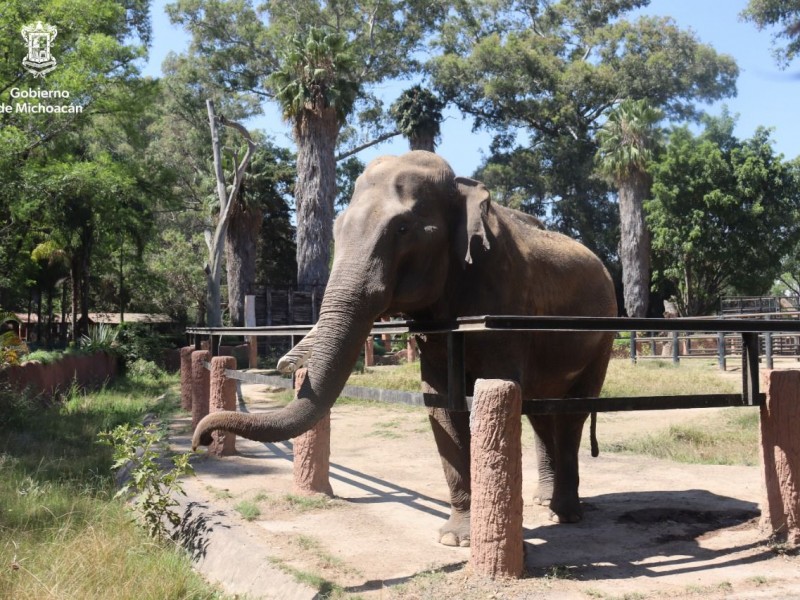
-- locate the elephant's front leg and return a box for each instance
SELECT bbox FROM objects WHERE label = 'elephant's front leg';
[530,413,588,523]
[428,407,471,547]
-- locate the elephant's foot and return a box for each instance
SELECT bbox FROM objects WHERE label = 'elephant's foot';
[548,496,583,524]
[438,512,470,547]
[532,483,553,506]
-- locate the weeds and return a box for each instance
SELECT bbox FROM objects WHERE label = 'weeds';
[98,423,194,540]
[234,500,261,521]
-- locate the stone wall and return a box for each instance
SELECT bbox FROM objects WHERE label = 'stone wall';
[1,352,118,398]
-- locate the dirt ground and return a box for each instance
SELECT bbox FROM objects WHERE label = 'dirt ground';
[168,371,799,600]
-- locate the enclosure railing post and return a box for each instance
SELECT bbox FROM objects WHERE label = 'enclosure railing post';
[717,332,726,371]
[245,294,258,368]
[765,331,774,370]
[759,370,800,546]
[292,368,333,496]
[629,330,637,364]
[672,330,679,364]
[364,336,374,367]
[180,346,194,411]
[742,332,760,405]
[447,332,467,411]
[650,331,656,357]
[470,378,523,578]
[190,350,210,432]
[209,356,236,456]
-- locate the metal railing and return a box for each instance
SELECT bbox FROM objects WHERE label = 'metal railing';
[186,315,800,415]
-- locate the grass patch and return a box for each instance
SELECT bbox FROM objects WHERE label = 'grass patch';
[267,558,347,599]
[0,373,225,599]
[601,408,760,465]
[234,500,261,521]
[345,362,421,393]
[271,493,342,513]
[601,359,739,397]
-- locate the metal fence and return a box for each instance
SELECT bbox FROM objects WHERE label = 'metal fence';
[186,315,800,415]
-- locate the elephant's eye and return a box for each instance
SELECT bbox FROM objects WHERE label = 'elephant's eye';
[397,224,409,235]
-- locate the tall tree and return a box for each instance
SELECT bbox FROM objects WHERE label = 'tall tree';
[595,99,662,317]
[647,115,800,315]
[429,0,738,273]
[269,28,359,290]
[168,0,448,292]
[390,85,445,152]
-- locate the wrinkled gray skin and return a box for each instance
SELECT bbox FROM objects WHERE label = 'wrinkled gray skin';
[193,151,617,547]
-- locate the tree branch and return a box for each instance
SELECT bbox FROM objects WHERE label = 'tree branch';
[336,130,401,161]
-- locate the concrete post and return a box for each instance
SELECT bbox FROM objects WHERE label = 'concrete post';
[469,379,524,578]
[191,350,210,432]
[292,368,333,496]
[760,370,800,546]
[364,337,374,367]
[209,356,237,456]
[180,346,194,411]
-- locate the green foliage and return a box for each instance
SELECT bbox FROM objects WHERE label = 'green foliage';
[0,330,28,367]
[269,27,360,126]
[647,114,800,315]
[127,359,167,381]
[741,0,800,67]
[115,322,163,365]
[0,376,221,598]
[390,85,445,149]
[80,323,119,354]
[98,423,194,540]
[430,1,737,268]
[595,100,663,184]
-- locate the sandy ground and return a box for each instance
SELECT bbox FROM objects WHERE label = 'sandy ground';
[168,377,799,600]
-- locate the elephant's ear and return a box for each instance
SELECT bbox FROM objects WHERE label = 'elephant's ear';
[455,176,491,264]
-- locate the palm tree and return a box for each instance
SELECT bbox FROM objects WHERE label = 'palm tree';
[269,28,359,291]
[595,99,662,318]
[390,85,445,152]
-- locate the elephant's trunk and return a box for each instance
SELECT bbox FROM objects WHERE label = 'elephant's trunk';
[192,266,381,449]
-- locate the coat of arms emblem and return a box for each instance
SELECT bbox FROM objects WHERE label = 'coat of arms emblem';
[21,21,58,78]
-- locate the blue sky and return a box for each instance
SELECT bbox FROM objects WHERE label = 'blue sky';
[144,0,799,176]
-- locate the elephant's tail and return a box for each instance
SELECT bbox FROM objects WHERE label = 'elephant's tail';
[590,412,599,457]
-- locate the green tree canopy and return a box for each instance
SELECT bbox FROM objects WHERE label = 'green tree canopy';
[429,0,738,273]
[647,113,800,315]
[742,0,800,67]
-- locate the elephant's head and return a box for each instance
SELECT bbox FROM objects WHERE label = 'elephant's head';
[192,151,491,448]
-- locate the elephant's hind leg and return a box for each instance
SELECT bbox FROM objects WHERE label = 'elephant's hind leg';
[428,407,471,547]
[529,413,587,523]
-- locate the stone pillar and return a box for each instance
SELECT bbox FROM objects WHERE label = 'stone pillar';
[292,368,333,496]
[180,346,194,411]
[760,370,800,546]
[209,356,237,456]
[364,337,374,367]
[191,350,210,432]
[469,379,524,578]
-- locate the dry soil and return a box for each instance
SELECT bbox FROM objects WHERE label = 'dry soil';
[168,375,799,600]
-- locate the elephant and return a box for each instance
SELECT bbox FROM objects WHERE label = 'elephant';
[193,150,617,547]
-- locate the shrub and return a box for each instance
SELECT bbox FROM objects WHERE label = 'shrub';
[126,359,166,381]
[115,323,164,366]
[98,423,193,540]
[80,323,119,354]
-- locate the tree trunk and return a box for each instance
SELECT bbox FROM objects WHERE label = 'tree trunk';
[618,172,651,318]
[295,108,338,290]
[225,195,261,327]
[409,132,436,152]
